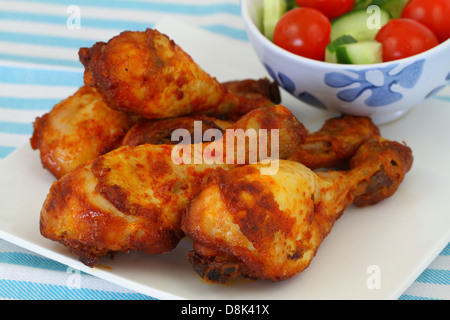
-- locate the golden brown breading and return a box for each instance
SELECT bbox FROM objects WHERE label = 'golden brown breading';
[203,78,281,121]
[79,29,278,120]
[182,136,413,283]
[39,105,307,267]
[289,115,380,170]
[121,116,233,147]
[120,78,281,147]
[222,78,280,104]
[350,137,414,206]
[30,86,134,179]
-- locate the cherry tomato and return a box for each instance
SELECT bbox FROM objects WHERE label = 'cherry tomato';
[295,0,355,20]
[401,0,450,43]
[273,8,331,61]
[375,19,439,62]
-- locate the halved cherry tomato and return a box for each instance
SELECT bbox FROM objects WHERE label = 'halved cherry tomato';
[375,19,439,62]
[273,8,331,61]
[295,0,355,20]
[401,0,450,43]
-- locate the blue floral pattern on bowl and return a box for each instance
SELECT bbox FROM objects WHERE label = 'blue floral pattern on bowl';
[426,71,450,99]
[264,63,327,109]
[324,59,425,107]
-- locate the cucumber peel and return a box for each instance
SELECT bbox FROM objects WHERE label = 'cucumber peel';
[335,41,383,64]
[379,0,409,18]
[354,0,374,10]
[354,0,409,19]
[325,35,358,63]
[331,8,391,41]
[263,0,288,41]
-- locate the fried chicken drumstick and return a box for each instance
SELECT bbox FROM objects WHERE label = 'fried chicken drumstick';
[182,136,413,283]
[31,78,278,178]
[120,115,232,147]
[289,115,381,170]
[39,105,306,267]
[79,29,278,120]
[30,86,134,179]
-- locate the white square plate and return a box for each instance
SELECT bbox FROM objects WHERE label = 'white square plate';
[0,17,449,300]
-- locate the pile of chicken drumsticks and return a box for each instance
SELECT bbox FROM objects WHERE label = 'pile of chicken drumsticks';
[31,28,413,284]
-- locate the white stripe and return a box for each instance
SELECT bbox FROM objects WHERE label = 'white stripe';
[0,83,78,99]
[0,108,45,124]
[0,60,82,73]
[0,239,29,253]
[426,255,450,271]
[436,85,450,97]
[0,0,245,30]
[130,0,239,4]
[0,19,121,42]
[0,262,138,293]
[0,239,34,254]
[0,41,79,62]
[0,133,31,147]
[402,281,450,300]
[0,263,67,285]
[0,0,66,16]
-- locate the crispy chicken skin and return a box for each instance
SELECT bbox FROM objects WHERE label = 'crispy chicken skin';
[39,105,307,267]
[120,78,280,147]
[30,78,276,178]
[182,136,413,283]
[289,115,380,170]
[222,78,280,106]
[350,137,413,206]
[30,86,134,179]
[79,29,277,120]
[202,78,281,121]
[121,115,233,147]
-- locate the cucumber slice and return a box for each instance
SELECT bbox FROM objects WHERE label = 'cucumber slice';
[286,0,298,10]
[379,0,409,19]
[335,40,383,64]
[331,8,391,41]
[354,0,409,19]
[367,0,391,7]
[325,35,358,63]
[263,0,288,41]
[354,0,374,10]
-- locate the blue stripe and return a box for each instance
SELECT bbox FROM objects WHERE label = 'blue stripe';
[0,121,33,135]
[0,97,58,111]
[0,53,82,68]
[203,24,248,41]
[0,12,247,42]
[0,66,83,86]
[13,0,241,16]
[0,12,248,42]
[0,30,94,50]
[440,243,450,256]
[0,11,156,33]
[398,294,439,300]
[434,96,450,103]
[0,146,15,158]
[0,279,155,300]
[0,252,67,272]
[0,66,82,86]
[415,269,450,285]
[0,25,247,49]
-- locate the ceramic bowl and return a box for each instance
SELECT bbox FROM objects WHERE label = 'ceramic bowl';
[241,0,450,124]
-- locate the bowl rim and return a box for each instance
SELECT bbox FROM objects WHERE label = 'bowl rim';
[240,0,450,69]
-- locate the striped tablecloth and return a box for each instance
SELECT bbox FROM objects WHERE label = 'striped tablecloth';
[0,0,449,300]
